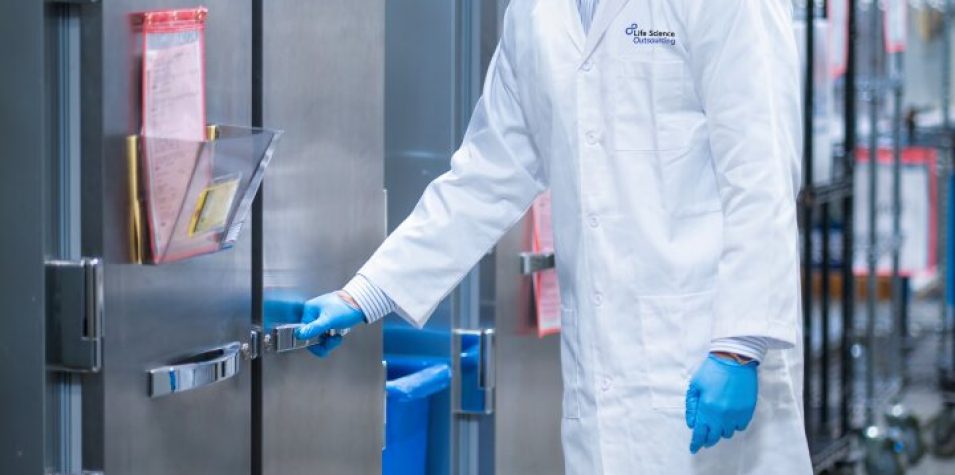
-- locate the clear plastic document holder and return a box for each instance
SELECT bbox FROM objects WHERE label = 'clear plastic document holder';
[127,125,283,264]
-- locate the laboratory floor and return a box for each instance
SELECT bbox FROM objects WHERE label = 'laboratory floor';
[904,389,953,475]
[873,298,954,475]
[896,299,954,475]
[803,295,955,474]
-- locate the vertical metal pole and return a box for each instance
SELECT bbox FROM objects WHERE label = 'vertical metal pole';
[865,0,882,426]
[935,0,953,399]
[944,0,955,390]
[890,48,904,394]
[452,2,488,474]
[943,0,951,313]
[841,0,858,437]
[817,1,834,435]
[944,1,952,134]
[821,202,832,432]
[802,0,817,436]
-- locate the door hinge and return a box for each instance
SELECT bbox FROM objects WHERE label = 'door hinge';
[46,258,103,373]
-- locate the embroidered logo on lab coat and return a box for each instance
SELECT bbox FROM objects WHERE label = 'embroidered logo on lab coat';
[625,23,677,46]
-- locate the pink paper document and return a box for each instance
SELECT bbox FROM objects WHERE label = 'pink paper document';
[531,192,561,337]
[139,14,209,262]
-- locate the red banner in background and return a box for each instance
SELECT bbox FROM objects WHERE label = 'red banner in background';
[853,148,937,279]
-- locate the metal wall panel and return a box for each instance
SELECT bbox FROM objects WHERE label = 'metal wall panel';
[259,1,386,474]
[0,2,47,473]
[81,1,253,473]
[383,3,462,473]
[490,220,565,475]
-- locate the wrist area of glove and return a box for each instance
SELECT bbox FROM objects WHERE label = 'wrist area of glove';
[342,274,396,324]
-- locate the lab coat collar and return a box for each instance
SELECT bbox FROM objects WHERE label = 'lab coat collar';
[582,0,628,60]
[561,0,585,53]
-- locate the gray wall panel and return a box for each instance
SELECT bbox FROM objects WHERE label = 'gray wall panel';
[260,1,386,474]
[492,220,565,475]
[0,2,47,474]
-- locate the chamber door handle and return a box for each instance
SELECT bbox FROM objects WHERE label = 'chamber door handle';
[148,342,242,398]
[266,323,351,354]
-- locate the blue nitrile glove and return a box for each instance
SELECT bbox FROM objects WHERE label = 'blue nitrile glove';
[294,292,365,358]
[685,353,759,454]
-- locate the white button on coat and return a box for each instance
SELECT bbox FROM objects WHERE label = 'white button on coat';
[358,0,809,473]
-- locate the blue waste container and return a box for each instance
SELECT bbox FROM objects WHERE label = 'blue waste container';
[383,357,452,475]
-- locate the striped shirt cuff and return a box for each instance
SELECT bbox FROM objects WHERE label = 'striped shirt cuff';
[342,274,396,324]
[709,336,769,363]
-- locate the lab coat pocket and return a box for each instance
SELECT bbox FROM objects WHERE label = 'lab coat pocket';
[661,148,722,217]
[560,307,583,419]
[638,292,713,410]
[612,60,684,152]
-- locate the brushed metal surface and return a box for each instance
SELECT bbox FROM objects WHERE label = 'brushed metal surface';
[81,1,253,473]
[383,3,461,473]
[492,218,565,475]
[259,1,385,474]
[0,2,47,473]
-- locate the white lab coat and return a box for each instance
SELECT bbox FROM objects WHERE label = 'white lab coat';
[360,0,812,473]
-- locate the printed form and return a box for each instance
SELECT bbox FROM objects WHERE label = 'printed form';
[141,33,208,260]
[532,192,562,336]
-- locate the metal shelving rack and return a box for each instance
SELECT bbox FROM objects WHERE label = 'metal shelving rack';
[799,1,859,471]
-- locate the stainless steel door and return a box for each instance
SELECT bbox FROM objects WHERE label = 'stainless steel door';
[80,1,253,473]
[258,1,386,474]
[488,220,565,475]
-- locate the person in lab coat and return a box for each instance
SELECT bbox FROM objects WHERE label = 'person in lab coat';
[296,0,812,473]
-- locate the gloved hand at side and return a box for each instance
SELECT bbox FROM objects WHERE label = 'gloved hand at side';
[294,291,365,357]
[685,353,758,454]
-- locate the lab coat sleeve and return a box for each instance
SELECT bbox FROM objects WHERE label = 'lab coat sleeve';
[686,0,802,348]
[356,20,546,328]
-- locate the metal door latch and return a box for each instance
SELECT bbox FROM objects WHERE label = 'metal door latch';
[520,251,555,275]
[46,258,104,373]
[267,324,351,353]
[244,324,352,358]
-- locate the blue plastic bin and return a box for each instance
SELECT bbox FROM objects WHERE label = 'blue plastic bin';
[383,358,452,475]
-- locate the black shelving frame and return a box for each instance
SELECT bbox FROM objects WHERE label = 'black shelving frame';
[799,0,858,471]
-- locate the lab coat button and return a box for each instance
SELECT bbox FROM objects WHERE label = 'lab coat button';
[585,130,600,145]
[588,215,599,228]
[593,292,603,306]
[601,376,613,392]
[581,60,594,72]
